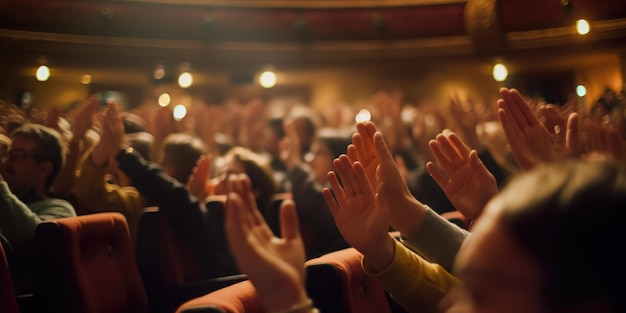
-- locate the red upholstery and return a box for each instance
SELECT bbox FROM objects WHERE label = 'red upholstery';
[136,203,246,313]
[0,242,19,313]
[33,212,149,313]
[304,247,392,313]
[175,280,264,313]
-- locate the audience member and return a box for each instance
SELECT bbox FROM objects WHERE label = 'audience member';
[96,103,238,278]
[280,120,350,259]
[0,123,76,294]
[224,127,626,313]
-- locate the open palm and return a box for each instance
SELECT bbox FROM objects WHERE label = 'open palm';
[323,155,389,256]
[427,132,497,221]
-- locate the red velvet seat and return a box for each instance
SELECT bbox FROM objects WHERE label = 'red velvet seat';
[135,202,246,313]
[175,280,264,313]
[33,212,149,313]
[304,247,392,313]
[0,240,19,313]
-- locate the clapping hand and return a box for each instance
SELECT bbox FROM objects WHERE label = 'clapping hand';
[497,88,579,171]
[224,174,308,312]
[426,131,498,221]
[187,155,213,201]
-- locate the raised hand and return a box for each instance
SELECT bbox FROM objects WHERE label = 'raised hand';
[91,103,125,166]
[448,94,482,151]
[583,121,626,160]
[322,153,395,271]
[347,124,428,237]
[426,131,498,221]
[187,154,212,201]
[72,96,99,143]
[224,174,308,312]
[43,104,61,132]
[347,121,378,190]
[497,88,579,171]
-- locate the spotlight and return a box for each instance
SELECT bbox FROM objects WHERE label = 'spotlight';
[36,65,50,82]
[576,19,590,35]
[492,63,508,82]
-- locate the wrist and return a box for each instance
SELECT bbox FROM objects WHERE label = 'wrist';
[361,234,395,273]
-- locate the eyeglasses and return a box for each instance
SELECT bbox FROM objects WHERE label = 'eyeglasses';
[1,149,38,163]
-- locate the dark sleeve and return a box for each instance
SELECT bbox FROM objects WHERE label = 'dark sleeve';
[406,167,456,215]
[116,148,237,277]
[477,149,509,188]
[288,165,347,258]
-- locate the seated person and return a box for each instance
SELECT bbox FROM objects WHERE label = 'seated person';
[280,122,351,259]
[223,130,626,313]
[96,103,238,278]
[0,123,76,294]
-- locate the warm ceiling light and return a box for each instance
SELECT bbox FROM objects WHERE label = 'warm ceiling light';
[576,19,590,35]
[178,72,193,88]
[154,64,166,80]
[259,70,277,88]
[492,63,508,82]
[36,65,50,81]
[158,93,171,107]
[576,85,587,97]
[81,75,92,85]
[173,104,187,121]
[355,109,372,123]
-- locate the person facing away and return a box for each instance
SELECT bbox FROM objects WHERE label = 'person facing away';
[0,123,76,294]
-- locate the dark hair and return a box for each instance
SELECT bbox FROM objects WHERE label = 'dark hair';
[267,117,286,139]
[11,123,66,189]
[498,159,626,312]
[315,128,353,159]
[223,146,276,216]
[125,131,154,161]
[162,133,207,184]
[123,113,146,134]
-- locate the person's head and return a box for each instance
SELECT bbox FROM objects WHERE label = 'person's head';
[264,117,285,160]
[160,133,207,184]
[1,123,66,195]
[449,159,626,313]
[125,131,154,162]
[290,114,317,156]
[213,146,276,214]
[305,128,352,186]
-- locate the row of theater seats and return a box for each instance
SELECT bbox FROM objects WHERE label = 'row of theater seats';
[1,194,464,313]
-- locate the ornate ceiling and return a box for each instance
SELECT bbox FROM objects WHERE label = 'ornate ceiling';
[1,0,625,74]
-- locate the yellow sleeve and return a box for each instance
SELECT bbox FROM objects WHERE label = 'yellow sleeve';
[74,155,145,242]
[362,239,458,313]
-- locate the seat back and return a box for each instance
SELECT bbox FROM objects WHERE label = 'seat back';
[0,239,19,313]
[304,247,392,313]
[265,193,293,236]
[175,280,264,313]
[33,212,149,313]
[136,200,246,313]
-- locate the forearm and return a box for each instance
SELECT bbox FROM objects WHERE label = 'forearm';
[389,197,429,239]
[0,182,42,254]
[401,207,469,272]
[363,239,458,313]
